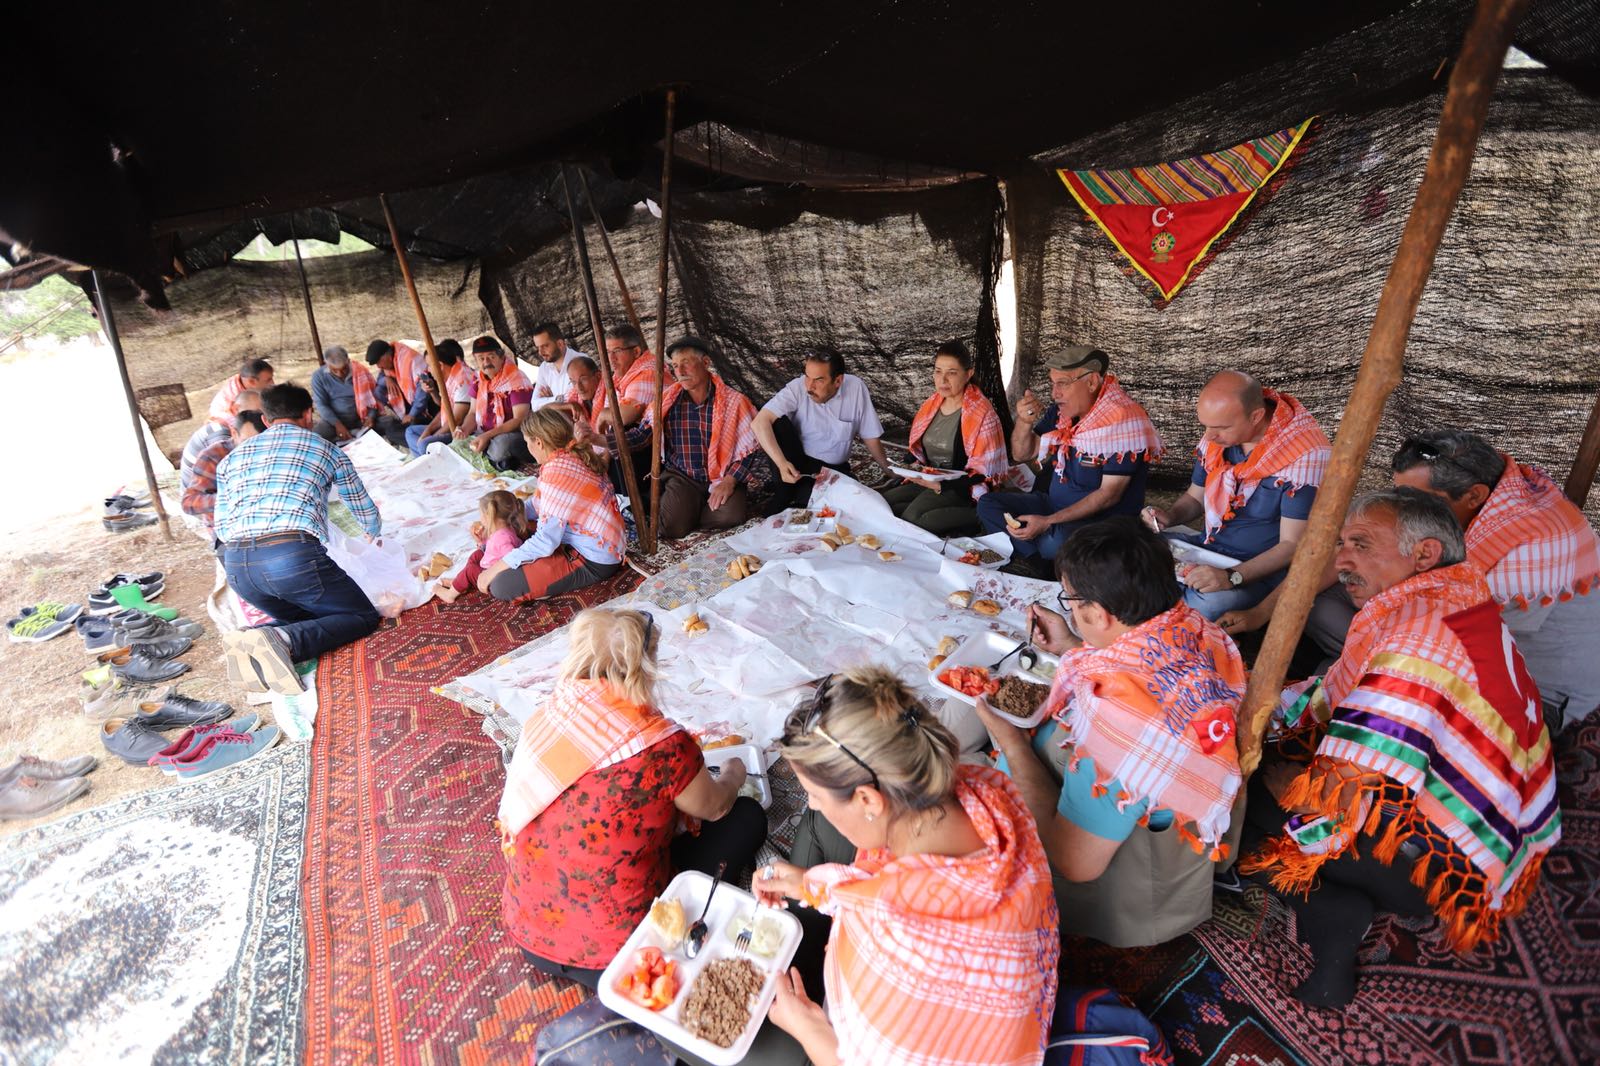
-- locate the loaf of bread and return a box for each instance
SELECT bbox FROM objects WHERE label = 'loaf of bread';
[948,590,974,609]
[972,598,1002,616]
[683,612,710,634]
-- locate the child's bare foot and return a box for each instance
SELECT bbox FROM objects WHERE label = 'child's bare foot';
[434,580,460,603]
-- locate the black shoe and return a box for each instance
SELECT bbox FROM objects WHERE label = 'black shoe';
[102,513,159,534]
[111,652,190,684]
[133,691,234,730]
[1214,866,1245,894]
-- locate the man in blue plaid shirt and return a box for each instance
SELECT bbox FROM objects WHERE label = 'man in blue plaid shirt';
[215,383,384,693]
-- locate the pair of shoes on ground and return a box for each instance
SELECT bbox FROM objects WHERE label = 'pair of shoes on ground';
[0,753,98,820]
[77,611,203,654]
[87,573,171,619]
[101,688,239,764]
[99,644,193,685]
[84,684,231,726]
[105,491,153,514]
[103,493,156,533]
[223,627,307,696]
[146,716,280,778]
[5,601,84,643]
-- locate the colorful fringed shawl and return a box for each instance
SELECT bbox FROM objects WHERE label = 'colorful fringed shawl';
[1244,563,1561,953]
[1037,375,1164,479]
[533,448,625,561]
[1197,390,1329,542]
[801,766,1059,1066]
[908,385,1009,498]
[349,361,403,421]
[648,376,759,483]
[474,360,533,432]
[1469,454,1600,609]
[1044,602,1246,855]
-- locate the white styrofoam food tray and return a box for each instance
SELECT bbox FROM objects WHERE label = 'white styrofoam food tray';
[598,870,802,1065]
[941,536,1012,569]
[888,463,966,482]
[929,629,1059,728]
[1165,536,1241,571]
[703,744,771,808]
[777,510,837,537]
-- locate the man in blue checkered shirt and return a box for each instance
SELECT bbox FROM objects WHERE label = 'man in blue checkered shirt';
[215,383,384,693]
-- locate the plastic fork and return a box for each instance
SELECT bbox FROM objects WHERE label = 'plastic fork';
[686,861,727,959]
[734,921,753,956]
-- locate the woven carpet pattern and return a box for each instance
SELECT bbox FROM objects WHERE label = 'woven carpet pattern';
[302,568,640,1066]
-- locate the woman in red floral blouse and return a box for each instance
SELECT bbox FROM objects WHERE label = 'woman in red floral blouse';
[498,608,766,988]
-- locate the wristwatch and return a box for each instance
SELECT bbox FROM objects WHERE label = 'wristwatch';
[1226,568,1244,587]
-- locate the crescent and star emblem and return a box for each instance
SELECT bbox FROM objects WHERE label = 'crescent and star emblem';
[1151,206,1175,227]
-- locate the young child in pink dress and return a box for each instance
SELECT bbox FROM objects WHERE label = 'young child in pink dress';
[435,490,531,603]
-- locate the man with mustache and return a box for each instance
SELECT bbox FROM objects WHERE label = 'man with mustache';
[1240,488,1559,1008]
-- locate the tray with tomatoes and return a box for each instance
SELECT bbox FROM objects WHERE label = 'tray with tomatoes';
[597,869,802,1065]
[928,629,1060,727]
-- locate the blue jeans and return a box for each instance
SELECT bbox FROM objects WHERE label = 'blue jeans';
[405,424,451,456]
[1168,532,1282,621]
[221,536,381,662]
[976,489,1102,562]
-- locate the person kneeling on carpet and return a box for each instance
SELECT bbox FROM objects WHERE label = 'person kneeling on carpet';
[476,407,626,602]
[434,490,530,604]
[497,607,767,989]
[1239,488,1561,1008]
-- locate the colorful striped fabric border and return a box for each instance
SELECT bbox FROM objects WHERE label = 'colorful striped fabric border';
[1068,122,1311,206]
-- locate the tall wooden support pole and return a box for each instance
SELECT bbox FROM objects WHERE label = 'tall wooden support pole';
[379,193,457,431]
[578,169,647,341]
[649,88,678,550]
[289,219,324,365]
[92,270,173,541]
[1564,390,1600,507]
[1238,0,1531,775]
[563,167,652,554]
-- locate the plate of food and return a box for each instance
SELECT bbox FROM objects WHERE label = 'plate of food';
[928,630,1059,727]
[1164,536,1241,571]
[777,508,837,537]
[941,536,1010,569]
[703,743,771,808]
[598,870,803,1065]
[888,463,967,482]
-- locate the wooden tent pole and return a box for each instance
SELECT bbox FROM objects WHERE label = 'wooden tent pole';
[91,269,173,541]
[578,168,646,340]
[649,88,678,551]
[289,219,324,365]
[1238,0,1531,775]
[1563,390,1600,506]
[563,167,652,554]
[379,193,457,432]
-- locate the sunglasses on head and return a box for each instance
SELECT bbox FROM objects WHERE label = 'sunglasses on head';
[784,674,881,793]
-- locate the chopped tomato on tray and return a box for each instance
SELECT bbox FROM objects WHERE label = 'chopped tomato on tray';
[938,665,1001,698]
[615,945,680,1010]
[817,507,836,518]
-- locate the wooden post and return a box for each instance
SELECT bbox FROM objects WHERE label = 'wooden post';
[649,88,678,549]
[378,193,457,431]
[578,168,647,341]
[563,166,651,554]
[1238,0,1531,775]
[91,270,173,541]
[289,218,324,365]
[1564,389,1600,506]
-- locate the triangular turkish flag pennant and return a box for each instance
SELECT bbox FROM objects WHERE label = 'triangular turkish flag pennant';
[1059,119,1313,302]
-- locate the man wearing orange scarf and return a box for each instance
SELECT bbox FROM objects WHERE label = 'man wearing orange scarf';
[1239,488,1558,1007]
[453,336,534,469]
[979,347,1162,576]
[977,517,1247,948]
[1146,370,1329,620]
[617,336,768,539]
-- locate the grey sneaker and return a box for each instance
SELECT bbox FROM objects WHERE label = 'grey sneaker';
[175,725,282,779]
[0,754,98,787]
[119,617,204,643]
[76,616,121,654]
[111,651,191,684]
[100,718,171,765]
[0,776,90,820]
[223,628,305,695]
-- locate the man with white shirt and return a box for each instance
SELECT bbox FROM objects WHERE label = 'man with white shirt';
[530,322,589,402]
[753,349,891,511]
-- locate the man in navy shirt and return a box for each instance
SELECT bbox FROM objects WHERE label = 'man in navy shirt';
[978,347,1163,572]
[1144,371,1330,620]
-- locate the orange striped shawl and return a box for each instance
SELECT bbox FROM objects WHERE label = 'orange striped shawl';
[349,361,404,422]
[1468,455,1600,609]
[445,360,475,404]
[1037,376,1163,478]
[1046,602,1246,854]
[208,374,247,422]
[535,449,625,561]
[474,360,533,431]
[909,385,1009,497]
[1198,390,1329,542]
[801,766,1059,1066]
[648,375,759,483]
[497,678,680,841]
[598,354,658,419]
[393,341,425,406]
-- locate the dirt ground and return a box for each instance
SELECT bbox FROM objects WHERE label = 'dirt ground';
[0,497,264,839]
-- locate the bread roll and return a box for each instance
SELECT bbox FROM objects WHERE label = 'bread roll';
[927,654,948,671]
[972,598,1002,616]
[857,534,881,550]
[935,635,960,658]
[1003,512,1022,530]
[683,612,709,634]
[649,898,687,945]
[878,551,900,562]
[819,533,842,551]
[948,590,974,608]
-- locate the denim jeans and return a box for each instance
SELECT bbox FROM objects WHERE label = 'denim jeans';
[976,489,1104,561]
[405,424,452,456]
[221,536,380,662]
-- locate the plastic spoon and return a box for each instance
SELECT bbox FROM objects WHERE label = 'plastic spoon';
[686,861,727,959]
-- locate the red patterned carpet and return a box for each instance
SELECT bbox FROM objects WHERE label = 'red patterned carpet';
[302,572,638,1066]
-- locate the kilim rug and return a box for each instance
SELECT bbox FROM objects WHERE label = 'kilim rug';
[301,566,642,1066]
[0,744,309,1066]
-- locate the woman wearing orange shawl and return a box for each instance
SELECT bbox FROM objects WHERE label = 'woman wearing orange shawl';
[879,340,1009,536]
[757,667,1058,1066]
[498,608,766,989]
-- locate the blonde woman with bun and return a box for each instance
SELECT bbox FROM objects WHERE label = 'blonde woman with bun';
[755,666,1059,1066]
[478,406,626,601]
[498,608,766,989]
